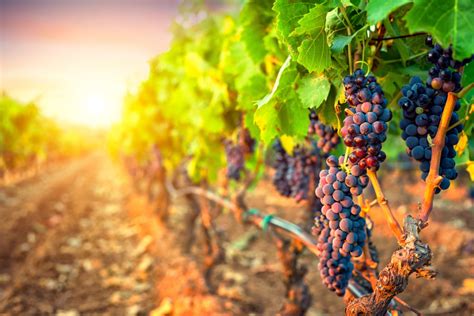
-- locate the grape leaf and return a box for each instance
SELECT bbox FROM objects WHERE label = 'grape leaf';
[273,0,314,53]
[254,101,280,144]
[405,0,474,60]
[366,0,412,24]
[279,97,309,136]
[256,55,292,108]
[330,26,368,54]
[466,161,474,181]
[455,131,468,156]
[240,0,274,63]
[292,4,331,72]
[280,135,296,155]
[316,84,340,127]
[297,75,331,109]
[461,62,474,103]
[331,35,353,53]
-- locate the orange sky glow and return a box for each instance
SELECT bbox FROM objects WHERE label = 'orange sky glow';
[1,0,181,127]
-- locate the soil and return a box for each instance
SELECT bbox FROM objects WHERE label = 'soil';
[0,153,473,315]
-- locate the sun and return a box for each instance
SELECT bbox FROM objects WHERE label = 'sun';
[82,95,110,127]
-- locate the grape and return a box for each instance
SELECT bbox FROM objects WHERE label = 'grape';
[342,69,391,176]
[411,146,424,160]
[313,155,367,295]
[309,111,340,154]
[398,40,465,192]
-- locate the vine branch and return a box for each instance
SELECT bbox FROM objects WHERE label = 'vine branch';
[346,216,436,315]
[366,169,404,243]
[419,92,457,223]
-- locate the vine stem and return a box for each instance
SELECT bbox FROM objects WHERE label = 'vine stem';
[447,118,465,131]
[366,169,404,243]
[339,6,353,74]
[418,83,472,223]
[419,84,473,223]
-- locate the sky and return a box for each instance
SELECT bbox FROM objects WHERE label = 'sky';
[0,0,183,127]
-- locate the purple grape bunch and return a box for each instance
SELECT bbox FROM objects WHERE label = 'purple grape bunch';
[272,140,292,197]
[399,40,467,192]
[308,111,340,154]
[314,155,367,295]
[272,140,321,202]
[224,141,245,180]
[341,69,392,175]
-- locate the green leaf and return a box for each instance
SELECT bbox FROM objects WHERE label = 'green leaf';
[383,19,410,65]
[316,84,340,127]
[279,97,309,136]
[297,75,331,109]
[240,0,275,63]
[273,0,314,52]
[292,4,331,72]
[331,35,353,53]
[254,101,280,144]
[330,26,367,54]
[462,62,474,104]
[405,0,474,60]
[238,74,268,111]
[256,55,292,108]
[366,0,412,24]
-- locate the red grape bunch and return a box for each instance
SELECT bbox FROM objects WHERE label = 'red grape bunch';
[341,69,392,176]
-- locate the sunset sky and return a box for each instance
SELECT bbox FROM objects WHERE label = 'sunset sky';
[1,0,183,127]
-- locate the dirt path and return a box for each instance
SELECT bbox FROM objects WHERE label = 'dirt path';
[0,153,156,315]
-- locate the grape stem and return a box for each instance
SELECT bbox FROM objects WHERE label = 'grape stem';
[447,118,465,132]
[419,83,473,223]
[366,169,404,243]
[455,82,474,99]
[339,6,354,74]
[419,92,458,224]
[369,199,378,207]
[344,108,354,116]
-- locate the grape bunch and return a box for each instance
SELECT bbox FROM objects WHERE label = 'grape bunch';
[308,111,340,154]
[341,69,392,173]
[272,140,321,201]
[224,141,245,180]
[316,225,354,296]
[425,35,473,70]
[287,144,320,202]
[399,40,466,192]
[272,140,292,197]
[314,155,367,295]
